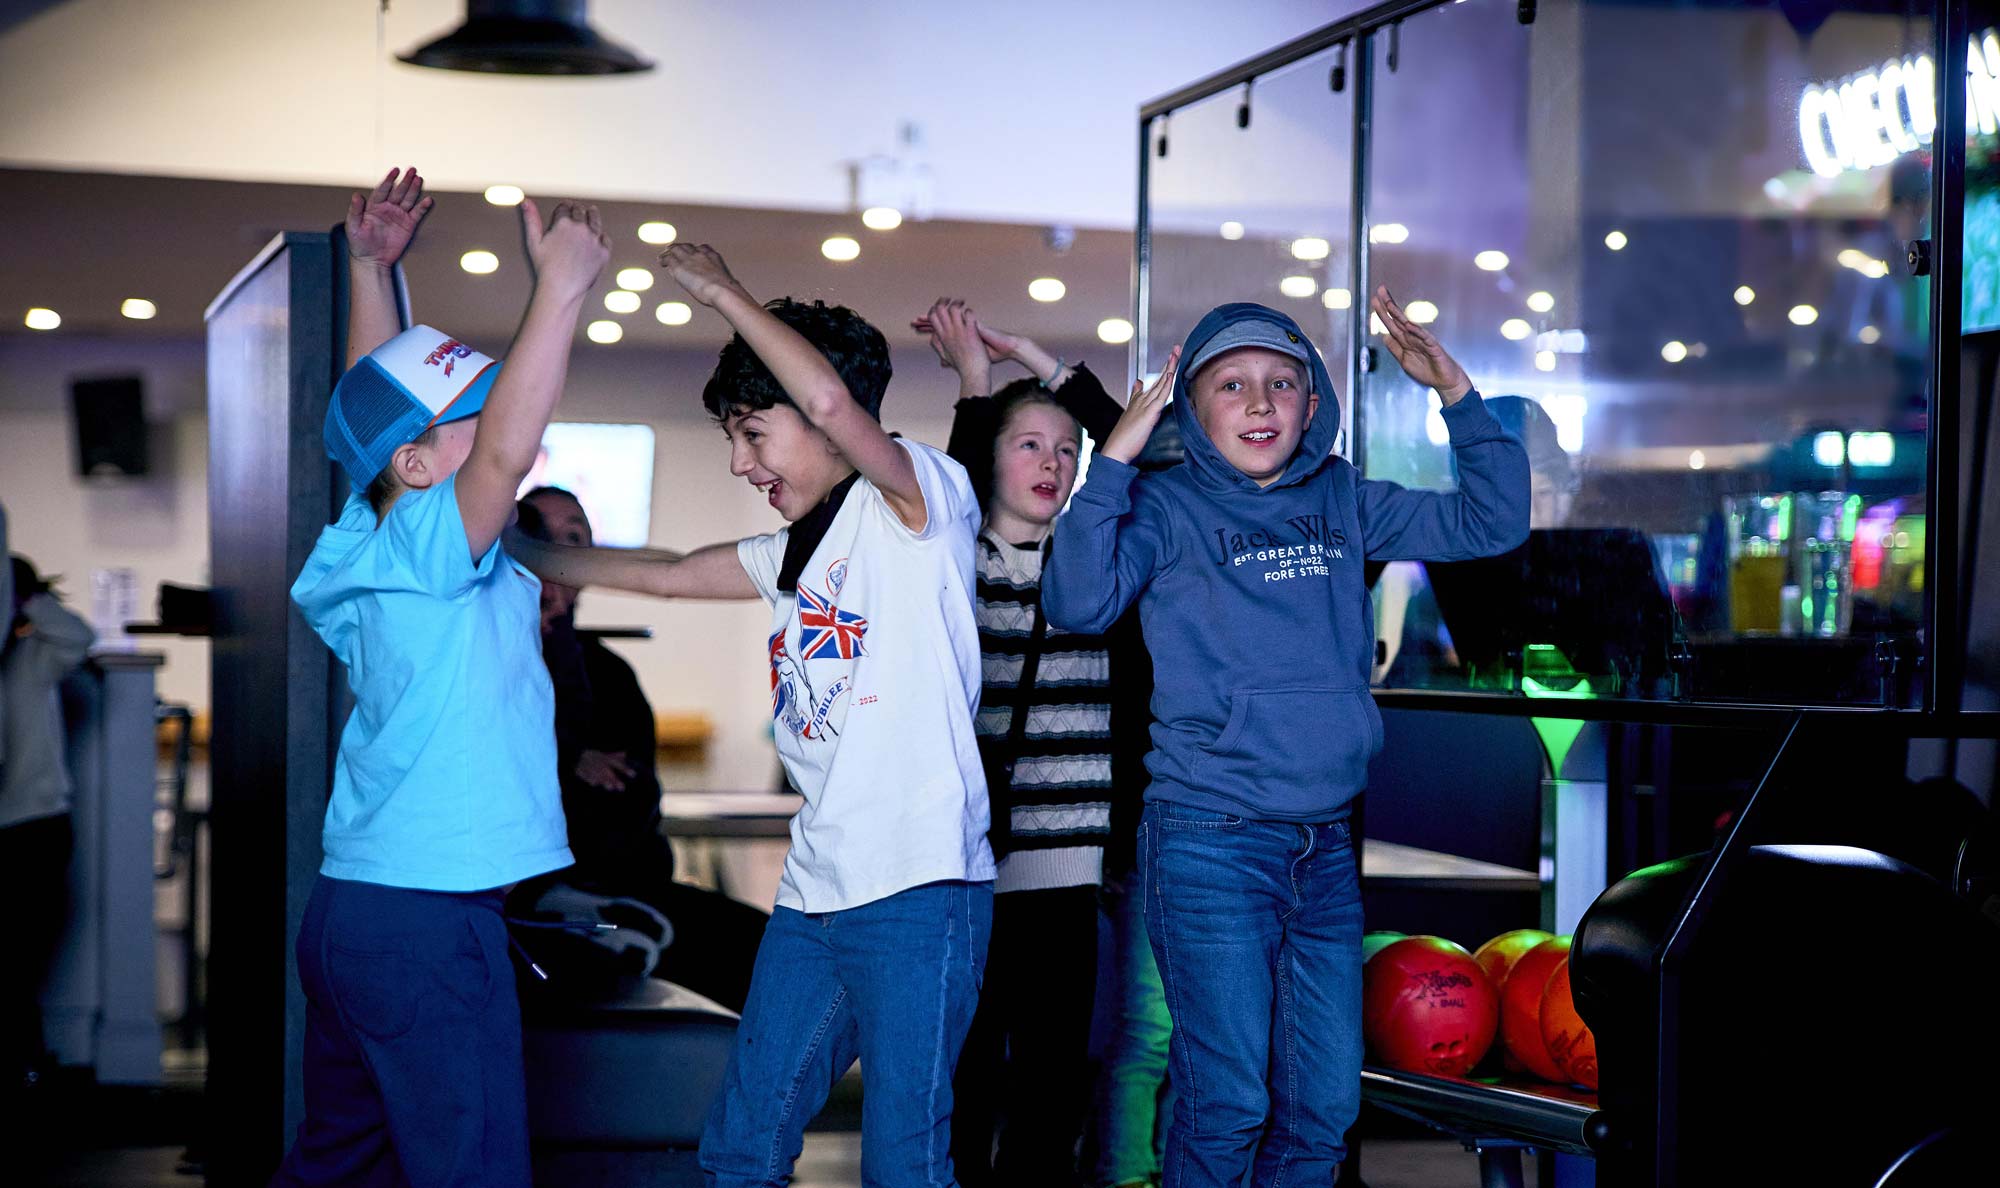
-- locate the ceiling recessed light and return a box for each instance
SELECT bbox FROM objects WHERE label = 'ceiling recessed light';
[1474,250,1509,271]
[1097,317,1135,345]
[459,250,499,275]
[1604,230,1629,251]
[1291,237,1330,261]
[1279,276,1317,299]
[1219,221,1245,240]
[1535,350,1558,371]
[638,221,677,245]
[1661,340,1689,363]
[483,184,524,206]
[1734,285,1757,306]
[604,290,641,314]
[1688,449,1707,470]
[1029,277,1067,302]
[24,307,60,330]
[615,268,653,292]
[861,207,903,231]
[1789,304,1819,326]
[1526,291,1555,313]
[822,236,860,262]
[656,301,692,326]
[1369,223,1410,245]
[1858,324,1881,344]
[1323,288,1352,309]
[586,320,623,344]
[1501,318,1532,340]
[1405,300,1439,324]
[121,298,157,321]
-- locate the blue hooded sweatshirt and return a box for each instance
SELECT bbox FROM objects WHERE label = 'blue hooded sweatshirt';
[1042,302,1530,821]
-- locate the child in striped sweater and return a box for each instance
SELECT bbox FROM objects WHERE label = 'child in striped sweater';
[917,298,1131,1186]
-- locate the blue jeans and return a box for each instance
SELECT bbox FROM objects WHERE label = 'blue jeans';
[700,880,993,1188]
[1089,881,1173,1188]
[274,876,527,1188]
[1141,803,1363,1188]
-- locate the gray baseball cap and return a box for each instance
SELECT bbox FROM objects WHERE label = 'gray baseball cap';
[1182,319,1315,389]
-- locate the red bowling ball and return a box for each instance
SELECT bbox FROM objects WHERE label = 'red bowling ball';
[1362,936,1499,1077]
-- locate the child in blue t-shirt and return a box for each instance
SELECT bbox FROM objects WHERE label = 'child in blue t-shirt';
[275,169,610,1188]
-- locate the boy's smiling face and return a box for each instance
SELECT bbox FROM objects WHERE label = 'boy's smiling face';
[723,403,856,522]
[1189,346,1320,488]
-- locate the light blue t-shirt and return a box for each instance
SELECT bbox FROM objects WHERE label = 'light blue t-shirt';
[290,475,572,891]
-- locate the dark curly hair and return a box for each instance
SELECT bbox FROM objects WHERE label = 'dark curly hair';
[701,298,892,422]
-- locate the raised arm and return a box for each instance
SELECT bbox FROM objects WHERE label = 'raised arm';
[343,167,434,369]
[506,532,758,601]
[662,244,927,532]
[1042,352,1180,633]
[1358,287,1528,560]
[454,200,610,560]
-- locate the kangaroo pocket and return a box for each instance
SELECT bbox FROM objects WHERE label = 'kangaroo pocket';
[1191,687,1383,810]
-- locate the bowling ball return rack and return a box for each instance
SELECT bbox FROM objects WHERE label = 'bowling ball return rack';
[1360,1066,1601,1186]
[1361,694,2000,1186]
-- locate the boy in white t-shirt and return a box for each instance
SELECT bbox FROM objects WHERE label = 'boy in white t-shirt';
[507,243,994,1187]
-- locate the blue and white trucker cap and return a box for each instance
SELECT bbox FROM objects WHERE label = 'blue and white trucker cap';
[324,325,501,491]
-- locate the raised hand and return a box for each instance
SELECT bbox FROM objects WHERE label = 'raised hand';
[344,166,434,269]
[1099,345,1181,465]
[1372,285,1471,402]
[521,199,612,303]
[658,243,751,307]
[973,320,1023,363]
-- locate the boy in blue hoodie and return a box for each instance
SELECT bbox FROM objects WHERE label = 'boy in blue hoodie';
[1042,289,1529,1187]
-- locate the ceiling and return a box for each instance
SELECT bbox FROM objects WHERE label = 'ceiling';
[0,168,1135,355]
[0,0,1349,228]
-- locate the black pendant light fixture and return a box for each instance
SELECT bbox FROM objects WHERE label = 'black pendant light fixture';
[399,0,652,76]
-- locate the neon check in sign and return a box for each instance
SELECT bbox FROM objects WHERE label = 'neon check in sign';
[1799,31,2000,177]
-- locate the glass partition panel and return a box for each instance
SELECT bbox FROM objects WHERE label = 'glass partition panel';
[1143,44,1355,461]
[1361,0,1937,705]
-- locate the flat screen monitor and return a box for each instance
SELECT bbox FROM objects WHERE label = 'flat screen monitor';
[517,422,656,548]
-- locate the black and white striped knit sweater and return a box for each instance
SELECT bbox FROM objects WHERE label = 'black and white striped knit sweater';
[976,532,1113,892]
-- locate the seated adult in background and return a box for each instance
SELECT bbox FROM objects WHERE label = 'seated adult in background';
[510,487,767,1012]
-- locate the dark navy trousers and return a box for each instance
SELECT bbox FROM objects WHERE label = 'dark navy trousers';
[272,875,528,1188]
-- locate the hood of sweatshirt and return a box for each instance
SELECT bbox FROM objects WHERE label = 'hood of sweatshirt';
[1172,302,1343,496]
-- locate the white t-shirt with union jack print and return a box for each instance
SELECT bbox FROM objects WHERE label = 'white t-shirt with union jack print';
[737,438,995,912]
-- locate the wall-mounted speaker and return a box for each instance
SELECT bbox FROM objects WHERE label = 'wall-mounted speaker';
[70,375,149,478]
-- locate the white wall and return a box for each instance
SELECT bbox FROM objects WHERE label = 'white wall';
[0,335,213,711]
[0,0,1349,228]
[0,331,1104,790]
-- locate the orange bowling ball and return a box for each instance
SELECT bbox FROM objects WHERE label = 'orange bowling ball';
[1539,958,1599,1089]
[1499,935,1571,1082]
[1473,929,1555,991]
[1362,936,1499,1078]
[1474,929,1554,1072]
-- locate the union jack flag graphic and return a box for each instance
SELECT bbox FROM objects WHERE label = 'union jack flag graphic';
[797,583,868,661]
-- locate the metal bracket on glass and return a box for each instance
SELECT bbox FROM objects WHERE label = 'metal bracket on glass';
[1876,636,1902,707]
[1330,40,1347,93]
[1388,21,1400,72]
[1156,116,1169,159]
[1359,345,1377,373]
[1237,81,1252,129]
[1907,239,1932,277]
[1518,0,1537,26]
